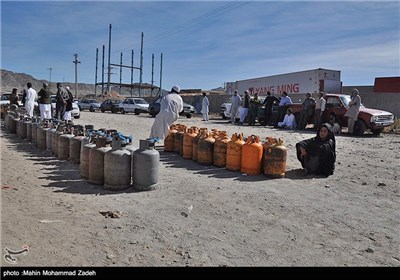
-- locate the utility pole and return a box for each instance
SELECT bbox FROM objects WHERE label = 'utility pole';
[73,53,81,98]
[107,24,112,93]
[47,67,52,85]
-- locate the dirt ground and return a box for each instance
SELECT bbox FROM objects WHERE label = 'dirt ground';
[1,111,399,267]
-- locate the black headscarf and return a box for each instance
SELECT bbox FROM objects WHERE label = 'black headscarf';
[296,123,336,177]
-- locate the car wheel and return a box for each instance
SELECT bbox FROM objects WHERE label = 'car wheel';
[353,119,366,136]
[134,109,140,115]
[186,113,192,119]
[121,108,126,114]
[74,115,80,119]
[101,108,105,113]
[111,108,115,113]
[90,106,95,112]
[372,128,384,135]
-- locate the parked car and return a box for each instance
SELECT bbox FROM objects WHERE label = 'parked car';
[288,93,395,135]
[50,95,80,119]
[148,96,195,118]
[100,99,122,113]
[1,93,30,107]
[77,98,101,112]
[118,97,149,115]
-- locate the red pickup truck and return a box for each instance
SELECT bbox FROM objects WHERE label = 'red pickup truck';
[289,93,395,135]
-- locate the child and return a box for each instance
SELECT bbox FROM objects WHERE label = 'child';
[329,112,341,135]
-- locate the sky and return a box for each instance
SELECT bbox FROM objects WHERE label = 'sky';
[1,0,399,91]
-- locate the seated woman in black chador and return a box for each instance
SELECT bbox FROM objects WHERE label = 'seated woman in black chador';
[296,123,336,177]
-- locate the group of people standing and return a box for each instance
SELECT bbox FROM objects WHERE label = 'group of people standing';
[226,88,361,136]
[9,82,74,121]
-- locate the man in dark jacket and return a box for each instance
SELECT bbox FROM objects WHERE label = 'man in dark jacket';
[37,83,53,119]
[298,92,316,130]
[10,88,19,106]
[55,83,69,120]
[262,91,279,126]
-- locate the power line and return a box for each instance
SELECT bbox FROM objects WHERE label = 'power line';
[146,1,247,44]
[111,1,251,55]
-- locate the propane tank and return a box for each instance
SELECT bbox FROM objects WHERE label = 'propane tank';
[213,131,229,167]
[26,121,33,141]
[88,137,112,185]
[46,124,56,152]
[51,123,65,157]
[57,132,74,160]
[16,118,22,138]
[192,128,207,162]
[21,117,31,139]
[37,125,50,150]
[182,128,197,159]
[69,135,84,164]
[197,132,215,165]
[263,138,287,178]
[80,142,96,179]
[19,118,27,139]
[241,135,263,175]
[104,143,135,191]
[164,124,177,152]
[133,139,159,191]
[4,113,10,131]
[9,117,17,134]
[32,121,39,146]
[174,124,185,154]
[226,133,245,171]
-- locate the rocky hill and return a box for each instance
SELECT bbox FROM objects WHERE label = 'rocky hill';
[1,69,167,99]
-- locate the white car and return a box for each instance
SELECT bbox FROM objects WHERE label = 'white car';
[50,95,80,119]
[220,97,266,119]
[118,97,149,115]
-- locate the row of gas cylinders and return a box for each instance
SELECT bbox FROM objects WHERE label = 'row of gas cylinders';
[165,124,287,177]
[4,112,159,191]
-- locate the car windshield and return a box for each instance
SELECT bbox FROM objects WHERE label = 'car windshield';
[1,95,10,101]
[134,99,148,104]
[340,95,364,108]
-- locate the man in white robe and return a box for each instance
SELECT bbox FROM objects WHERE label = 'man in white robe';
[201,92,209,121]
[278,108,297,129]
[25,82,37,117]
[230,90,242,124]
[149,85,183,140]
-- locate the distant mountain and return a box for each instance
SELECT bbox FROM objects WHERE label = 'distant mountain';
[1,69,167,98]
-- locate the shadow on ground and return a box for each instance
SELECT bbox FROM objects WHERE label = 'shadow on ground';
[1,127,139,196]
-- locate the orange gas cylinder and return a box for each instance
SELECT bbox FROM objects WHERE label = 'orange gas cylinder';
[164,124,177,152]
[190,126,199,134]
[179,125,187,156]
[263,138,287,178]
[213,131,229,167]
[192,128,207,162]
[197,132,215,165]
[183,128,197,159]
[226,133,245,171]
[211,129,220,139]
[241,135,263,175]
[174,124,185,154]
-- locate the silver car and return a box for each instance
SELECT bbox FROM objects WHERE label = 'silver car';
[118,98,149,115]
[77,98,102,112]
